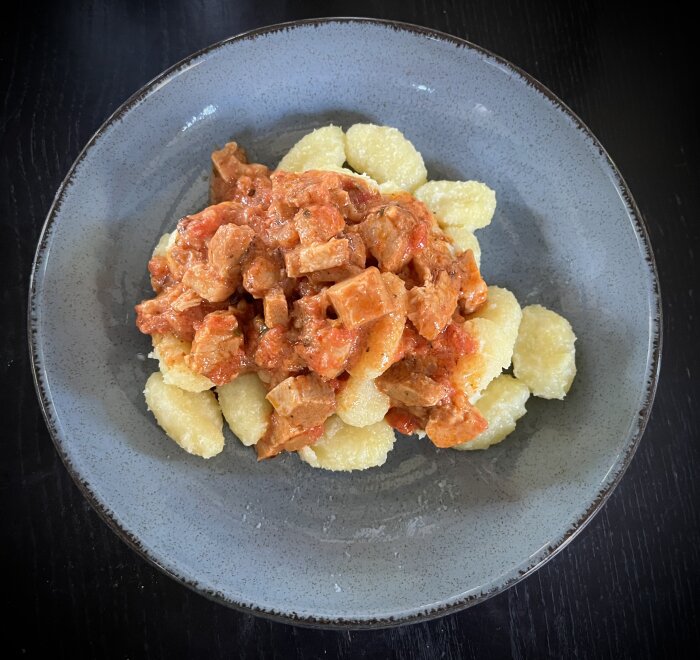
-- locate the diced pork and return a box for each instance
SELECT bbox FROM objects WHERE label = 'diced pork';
[294,205,345,245]
[425,395,488,448]
[285,238,350,276]
[265,374,336,427]
[263,288,289,328]
[376,360,449,407]
[407,270,460,340]
[326,267,395,329]
[185,309,246,385]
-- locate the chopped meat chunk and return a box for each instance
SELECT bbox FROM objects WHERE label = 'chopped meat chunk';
[425,395,488,448]
[263,288,289,327]
[265,374,336,427]
[241,246,284,298]
[185,309,246,385]
[285,238,350,276]
[326,267,395,329]
[182,262,235,303]
[207,223,255,280]
[376,360,449,407]
[307,264,363,285]
[210,141,272,205]
[407,271,460,340]
[359,197,429,271]
[456,249,488,315]
[255,414,324,459]
[294,205,345,245]
[345,230,367,268]
[135,284,223,342]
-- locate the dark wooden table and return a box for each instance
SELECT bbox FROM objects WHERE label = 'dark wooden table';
[4,1,699,657]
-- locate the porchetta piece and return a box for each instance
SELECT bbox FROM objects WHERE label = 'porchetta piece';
[292,291,360,379]
[284,238,351,276]
[424,393,488,448]
[182,223,255,302]
[406,270,460,340]
[255,413,324,460]
[135,284,225,342]
[376,359,449,407]
[326,267,396,329]
[210,141,272,206]
[358,195,431,272]
[185,309,246,385]
[265,374,336,428]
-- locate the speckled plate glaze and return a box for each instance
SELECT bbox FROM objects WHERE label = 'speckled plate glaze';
[29,19,661,627]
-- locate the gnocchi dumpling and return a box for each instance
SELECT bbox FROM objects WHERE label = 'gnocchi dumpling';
[345,123,427,192]
[454,375,530,451]
[468,286,522,352]
[442,225,481,265]
[336,377,390,428]
[452,317,513,400]
[277,125,346,172]
[144,372,224,458]
[512,304,577,399]
[217,373,272,446]
[414,180,496,231]
[298,416,396,471]
[149,334,214,393]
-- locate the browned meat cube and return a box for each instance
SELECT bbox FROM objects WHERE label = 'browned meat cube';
[207,223,255,280]
[210,142,271,205]
[306,264,363,285]
[358,200,428,272]
[265,374,336,427]
[455,249,488,315]
[285,238,350,276]
[182,262,235,303]
[345,230,367,267]
[376,361,449,407]
[425,397,488,448]
[293,205,346,245]
[242,251,283,298]
[407,271,460,340]
[185,310,245,385]
[263,288,289,328]
[255,413,323,459]
[326,267,395,329]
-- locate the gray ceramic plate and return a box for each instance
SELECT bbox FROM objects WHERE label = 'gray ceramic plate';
[29,19,661,627]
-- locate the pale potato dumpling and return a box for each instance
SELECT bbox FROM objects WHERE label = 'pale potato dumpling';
[152,231,173,258]
[441,225,481,266]
[468,285,522,353]
[336,377,390,428]
[414,180,496,231]
[298,416,396,471]
[277,125,346,172]
[512,304,577,399]
[452,317,513,400]
[317,164,380,188]
[149,334,214,393]
[454,375,530,451]
[345,123,427,192]
[378,181,405,195]
[217,373,272,446]
[144,372,224,458]
[348,273,407,379]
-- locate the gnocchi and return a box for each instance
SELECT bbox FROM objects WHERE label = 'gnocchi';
[298,416,396,471]
[512,305,577,399]
[336,377,391,428]
[415,180,496,231]
[144,372,224,458]
[443,225,481,266]
[345,123,427,191]
[217,373,272,446]
[277,125,346,172]
[454,375,530,450]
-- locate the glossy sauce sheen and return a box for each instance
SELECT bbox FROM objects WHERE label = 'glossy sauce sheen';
[135,143,489,458]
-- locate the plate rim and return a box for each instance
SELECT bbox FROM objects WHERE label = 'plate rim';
[27,17,663,629]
